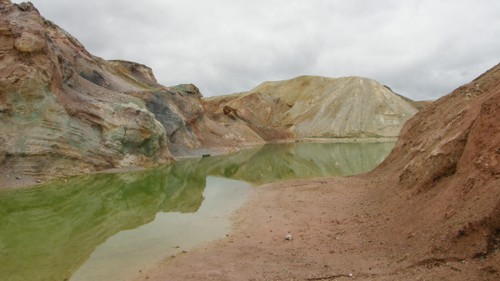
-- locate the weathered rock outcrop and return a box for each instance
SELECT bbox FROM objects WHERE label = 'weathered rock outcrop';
[370,62,500,266]
[0,1,263,186]
[0,1,169,184]
[204,76,419,139]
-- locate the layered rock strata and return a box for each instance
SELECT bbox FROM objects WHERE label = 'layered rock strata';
[0,1,262,185]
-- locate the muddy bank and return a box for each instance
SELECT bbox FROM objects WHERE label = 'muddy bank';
[134,176,499,281]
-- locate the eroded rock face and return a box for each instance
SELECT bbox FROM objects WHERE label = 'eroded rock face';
[205,76,419,139]
[0,2,178,185]
[0,1,268,186]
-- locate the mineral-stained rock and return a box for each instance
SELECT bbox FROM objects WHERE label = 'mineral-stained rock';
[108,60,159,85]
[0,26,14,51]
[0,1,232,184]
[0,3,182,185]
[0,1,268,187]
[204,76,419,139]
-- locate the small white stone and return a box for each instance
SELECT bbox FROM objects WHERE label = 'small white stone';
[285,232,292,241]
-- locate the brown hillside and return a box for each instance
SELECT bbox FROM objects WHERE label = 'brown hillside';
[368,62,500,270]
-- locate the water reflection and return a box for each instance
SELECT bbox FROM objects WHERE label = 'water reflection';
[0,167,201,281]
[201,141,395,184]
[71,177,249,281]
[0,141,394,281]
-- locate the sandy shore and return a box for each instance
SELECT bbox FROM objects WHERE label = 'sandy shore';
[132,176,499,281]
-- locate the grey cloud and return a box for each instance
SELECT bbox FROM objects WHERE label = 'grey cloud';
[17,0,500,100]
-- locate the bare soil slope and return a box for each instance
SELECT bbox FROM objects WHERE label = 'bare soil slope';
[370,61,500,270]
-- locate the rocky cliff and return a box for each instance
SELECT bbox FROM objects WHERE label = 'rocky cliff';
[204,75,419,139]
[0,1,263,186]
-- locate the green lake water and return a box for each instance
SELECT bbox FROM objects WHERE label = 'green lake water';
[0,141,394,281]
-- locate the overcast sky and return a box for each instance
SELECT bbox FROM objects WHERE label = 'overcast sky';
[16,0,500,100]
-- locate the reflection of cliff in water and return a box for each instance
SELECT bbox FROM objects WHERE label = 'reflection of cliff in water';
[200,141,395,184]
[0,165,206,281]
[0,141,394,281]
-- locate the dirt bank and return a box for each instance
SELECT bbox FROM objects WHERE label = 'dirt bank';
[134,176,499,281]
